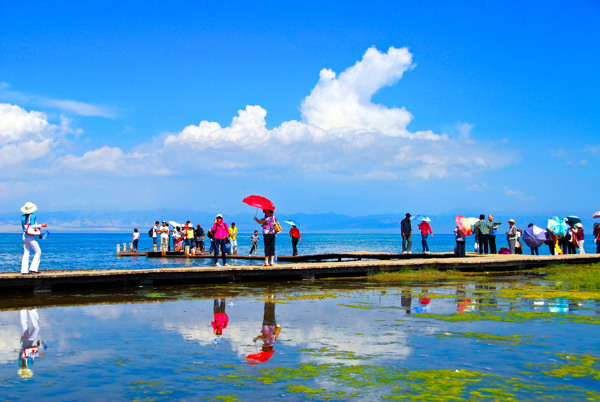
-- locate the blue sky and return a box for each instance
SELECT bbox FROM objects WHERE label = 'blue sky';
[1,1,599,219]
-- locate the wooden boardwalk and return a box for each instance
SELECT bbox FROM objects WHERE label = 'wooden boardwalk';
[0,253,598,293]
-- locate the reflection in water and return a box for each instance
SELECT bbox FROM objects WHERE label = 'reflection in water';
[247,295,281,364]
[414,289,431,313]
[401,290,412,314]
[211,298,229,344]
[456,285,473,313]
[18,309,45,379]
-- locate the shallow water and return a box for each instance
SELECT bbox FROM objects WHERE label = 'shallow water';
[1,276,599,400]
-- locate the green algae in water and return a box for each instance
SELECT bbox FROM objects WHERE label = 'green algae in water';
[535,353,600,381]
[200,363,600,400]
[440,331,537,346]
[417,311,600,325]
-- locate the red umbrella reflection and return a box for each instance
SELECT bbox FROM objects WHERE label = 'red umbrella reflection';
[245,350,274,364]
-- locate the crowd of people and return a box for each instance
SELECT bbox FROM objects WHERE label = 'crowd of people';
[143,209,301,267]
[452,214,596,257]
[19,201,600,275]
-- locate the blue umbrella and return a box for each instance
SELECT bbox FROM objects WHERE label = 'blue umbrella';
[522,225,546,248]
[413,215,431,222]
[283,220,298,226]
[547,217,568,237]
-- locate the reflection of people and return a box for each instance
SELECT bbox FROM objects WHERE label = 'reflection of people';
[18,309,45,378]
[254,296,281,352]
[211,299,229,338]
[21,202,47,275]
[289,225,301,256]
[414,290,431,313]
[401,290,412,314]
[255,210,277,266]
[456,286,472,313]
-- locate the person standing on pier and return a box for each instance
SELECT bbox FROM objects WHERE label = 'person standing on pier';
[572,223,585,254]
[195,224,205,252]
[418,219,433,253]
[506,219,517,254]
[289,225,301,256]
[151,221,159,251]
[211,214,229,267]
[488,215,500,254]
[158,221,170,254]
[132,228,140,252]
[475,214,493,254]
[229,222,238,255]
[401,213,412,253]
[255,209,277,266]
[249,230,259,255]
[454,225,466,257]
[20,202,47,275]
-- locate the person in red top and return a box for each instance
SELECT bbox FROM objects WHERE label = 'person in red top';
[211,298,229,338]
[289,225,301,256]
[418,220,433,253]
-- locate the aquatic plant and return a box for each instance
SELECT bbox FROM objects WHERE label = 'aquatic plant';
[540,262,600,290]
[370,269,490,283]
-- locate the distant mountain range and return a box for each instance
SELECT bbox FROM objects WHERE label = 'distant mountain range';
[1,209,593,234]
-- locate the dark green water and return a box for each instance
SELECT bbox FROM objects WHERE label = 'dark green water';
[1,276,599,400]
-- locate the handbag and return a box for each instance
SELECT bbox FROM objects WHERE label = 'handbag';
[274,219,282,234]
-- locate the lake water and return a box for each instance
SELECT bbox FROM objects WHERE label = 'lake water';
[1,232,598,273]
[1,277,599,400]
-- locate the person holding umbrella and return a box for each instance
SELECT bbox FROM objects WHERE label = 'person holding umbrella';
[255,209,277,266]
[417,218,433,253]
[572,223,585,254]
[289,225,301,256]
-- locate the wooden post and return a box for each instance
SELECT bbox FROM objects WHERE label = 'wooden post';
[117,244,121,256]
[129,242,133,252]
[123,243,127,253]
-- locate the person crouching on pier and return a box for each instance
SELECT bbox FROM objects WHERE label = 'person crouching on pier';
[20,202,47,275]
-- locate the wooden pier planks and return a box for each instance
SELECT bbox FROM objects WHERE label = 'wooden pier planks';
[0,253,598,294]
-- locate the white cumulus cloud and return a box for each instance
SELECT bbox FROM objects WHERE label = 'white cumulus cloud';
[0,103,61,168]
[60,146,170,176]
[159,46,514,180]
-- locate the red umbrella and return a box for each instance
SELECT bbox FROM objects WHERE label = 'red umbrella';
[455,215,472,236]
[246,350,274,364]
[243,195,275,211]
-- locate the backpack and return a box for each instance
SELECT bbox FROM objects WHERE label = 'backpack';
[148,227,154,237]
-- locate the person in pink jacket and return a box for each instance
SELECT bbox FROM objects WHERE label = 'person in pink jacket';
[418,220,433,253]
[210,214,229,267]
[211,298,229,337]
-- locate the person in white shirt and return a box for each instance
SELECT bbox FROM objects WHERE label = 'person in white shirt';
[158,221,170,254]
[20,202,47,275]
[132,228,140,252]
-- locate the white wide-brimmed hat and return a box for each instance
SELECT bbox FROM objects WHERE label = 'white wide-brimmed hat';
[20,202,37,214]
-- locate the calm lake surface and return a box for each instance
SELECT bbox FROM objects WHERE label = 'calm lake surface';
[1,277,600,400]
